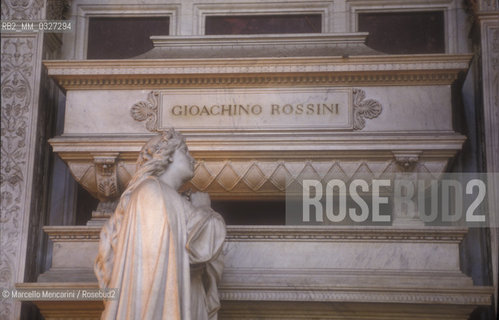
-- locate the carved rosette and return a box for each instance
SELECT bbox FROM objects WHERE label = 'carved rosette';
[352,89,382,130]
[130,91,160,132]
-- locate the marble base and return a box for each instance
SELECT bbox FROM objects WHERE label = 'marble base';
[24,225,493,319]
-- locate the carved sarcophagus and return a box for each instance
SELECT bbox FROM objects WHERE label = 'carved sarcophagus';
[39,35,492,319]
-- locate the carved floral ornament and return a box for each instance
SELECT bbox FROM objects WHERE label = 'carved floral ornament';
[131,88,382,132]
[130,91,160,132]
[352,89,382,130]
[1,0,45,20]
[1,36,36,317]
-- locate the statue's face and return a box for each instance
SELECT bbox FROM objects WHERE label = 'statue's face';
[170,144,195,182]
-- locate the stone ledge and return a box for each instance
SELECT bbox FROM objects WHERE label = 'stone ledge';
[43,225,470,243]
[140,33,381,58]
[49,133,466,155]
[15,282,492,320]
[219,288,492,306]
[17,281,492,306]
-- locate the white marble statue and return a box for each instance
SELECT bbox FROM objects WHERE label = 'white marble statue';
[95,130,226,320]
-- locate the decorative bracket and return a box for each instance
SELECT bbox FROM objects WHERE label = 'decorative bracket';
[393,151,422,172]
[93,153,120,204]
[352,88,383,130]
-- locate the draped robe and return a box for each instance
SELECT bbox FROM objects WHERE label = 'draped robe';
[95,177,226,320]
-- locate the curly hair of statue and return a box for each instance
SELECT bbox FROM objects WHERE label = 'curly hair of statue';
[122,128,186,215]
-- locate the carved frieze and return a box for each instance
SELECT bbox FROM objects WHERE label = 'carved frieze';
[50,130,463,201]
[185,158,448,198]
[1,33,42,318]
[60,157,450,201]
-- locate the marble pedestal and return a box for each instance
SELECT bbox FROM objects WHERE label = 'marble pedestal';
[17,225,492,320]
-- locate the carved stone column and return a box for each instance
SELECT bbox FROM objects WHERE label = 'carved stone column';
[1,1,47,318]
[477,1,499,313]
[468,0,499,313]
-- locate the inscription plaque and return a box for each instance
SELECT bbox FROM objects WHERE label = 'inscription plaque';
[159,88,352,131]
[131,88,383,132]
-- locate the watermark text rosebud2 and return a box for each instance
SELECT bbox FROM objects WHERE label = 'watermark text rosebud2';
[285,173,498,227]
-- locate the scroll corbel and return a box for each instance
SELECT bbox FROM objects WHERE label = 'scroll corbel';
[91,153,120,223]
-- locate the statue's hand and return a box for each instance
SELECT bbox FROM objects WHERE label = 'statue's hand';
[190,191,211,208]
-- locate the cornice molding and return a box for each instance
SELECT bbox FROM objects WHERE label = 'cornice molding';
[49,133,466,158]
[48,71,463,90]
[43,55,472,90]
[43,54,473,71]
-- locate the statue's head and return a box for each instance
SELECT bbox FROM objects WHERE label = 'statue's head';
[119,129,194,207]
[136,129,193,179]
